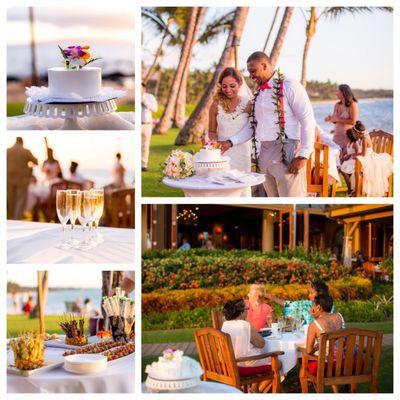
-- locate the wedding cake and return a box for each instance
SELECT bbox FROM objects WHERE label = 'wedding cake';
[145,349,203,391]
[48,67,102,98]
[197,147,222,162]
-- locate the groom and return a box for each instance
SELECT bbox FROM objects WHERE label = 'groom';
[219,51,315,197]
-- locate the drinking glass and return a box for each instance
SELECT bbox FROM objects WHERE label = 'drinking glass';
[90,188,104,243]
[66,189,81,246]
[77,190,93,250]
[56,190,71,249]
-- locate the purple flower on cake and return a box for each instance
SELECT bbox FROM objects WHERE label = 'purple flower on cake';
[58,45,101,69]
[203,140,218,150]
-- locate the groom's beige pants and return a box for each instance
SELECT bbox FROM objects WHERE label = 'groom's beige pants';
[258,139,307,197]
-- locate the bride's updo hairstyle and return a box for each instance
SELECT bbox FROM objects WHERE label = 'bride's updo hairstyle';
[223,298,246,321]
[214,67,243,112]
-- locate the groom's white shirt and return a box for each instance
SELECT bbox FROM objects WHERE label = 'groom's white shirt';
[230,73,316,159]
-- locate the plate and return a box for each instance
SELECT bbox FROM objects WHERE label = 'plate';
[45,335,111,350]
[64,354,107,375]
[7,351,63,377]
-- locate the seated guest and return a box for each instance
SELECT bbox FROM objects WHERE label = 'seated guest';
[245,284,274,330]
[221,299,267,367]
[68,161,85,184]
[265,280,341,325]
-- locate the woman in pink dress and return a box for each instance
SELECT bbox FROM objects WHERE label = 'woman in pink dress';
[325,84,359,149]
[245,284,274,330]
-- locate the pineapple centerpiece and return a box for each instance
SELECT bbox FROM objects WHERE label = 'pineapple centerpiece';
[9,333,45,370]
[59,315,88,346]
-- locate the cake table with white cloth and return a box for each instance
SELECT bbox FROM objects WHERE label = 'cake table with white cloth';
[264,332,306,375]
[141,381,242,393]
[162,172,265,197]
[7,347,134,393]
[7,220,134,264]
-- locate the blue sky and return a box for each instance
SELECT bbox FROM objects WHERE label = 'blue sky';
[142,7,393,90]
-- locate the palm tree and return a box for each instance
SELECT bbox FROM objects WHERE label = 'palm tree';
[263,7,280,52]
[28,7,38,86]
[300,7,393,87]
[175,7,249,145]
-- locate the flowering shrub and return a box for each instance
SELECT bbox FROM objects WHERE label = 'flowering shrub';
[142,277,373,315]
[162,150,194,179]
[142,249,350,293]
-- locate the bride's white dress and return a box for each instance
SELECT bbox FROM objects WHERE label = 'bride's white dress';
[216,96,252,174]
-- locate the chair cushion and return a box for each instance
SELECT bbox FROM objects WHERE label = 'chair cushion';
[307,360,361,376]
[238,364,272,377]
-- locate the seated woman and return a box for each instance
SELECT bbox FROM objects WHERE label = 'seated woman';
[264,280,341,326]
[221,299,268,369]
[305,293,345,375]
[245,284,274,330]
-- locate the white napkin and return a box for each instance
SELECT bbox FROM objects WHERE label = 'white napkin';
[25,86,126,104]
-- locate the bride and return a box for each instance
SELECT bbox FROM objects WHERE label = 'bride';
[208,67,253,190]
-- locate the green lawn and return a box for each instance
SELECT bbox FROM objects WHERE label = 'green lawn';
[7,314,89,337]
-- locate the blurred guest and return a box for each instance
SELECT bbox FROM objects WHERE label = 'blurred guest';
[68,161,85,184]
[203,239,215,250]
[11,290,19,314]
[178,238,191,251]
[111,153,126,189]
[109,271,135,296]
[354,250,365,269]
[141,82,158,171]
[71,297,82,313]
[245,284,274,330]
[42,148,62,182]
[22,295,35,315]
[7,137,38,219]
[82,298,99,317]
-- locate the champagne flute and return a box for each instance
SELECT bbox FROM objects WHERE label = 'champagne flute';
[91,188,104,243]
[56,190,71,249]
[77,190,93,250]
[66,189,81,246]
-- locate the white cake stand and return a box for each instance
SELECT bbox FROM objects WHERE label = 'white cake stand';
[23,98,118,130]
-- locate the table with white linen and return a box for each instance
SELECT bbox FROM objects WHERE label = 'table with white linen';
[162,173,265,197]
[7,112,134,130]
[264,332,306,375]
[142,381,242,393]
[7,220,134,264]
[8,347,134,393]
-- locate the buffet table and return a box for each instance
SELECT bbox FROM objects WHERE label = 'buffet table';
[142,381,242,393]
[264,332,306,375]
[8,347,134,393]
[7,112,134,130]
[162,173,265,197]
[7,220,135,264]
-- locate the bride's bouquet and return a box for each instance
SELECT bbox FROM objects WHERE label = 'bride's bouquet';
[162,150,194,180]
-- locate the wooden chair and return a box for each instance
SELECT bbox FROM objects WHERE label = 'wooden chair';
[110,188,135,228]
[307,142,329,197]
[194,327,283,393]
[354,130,393,197]
[298,328,383,393]
[211,309,224,330]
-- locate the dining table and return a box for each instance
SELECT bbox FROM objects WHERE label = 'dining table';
[7,220,135,264]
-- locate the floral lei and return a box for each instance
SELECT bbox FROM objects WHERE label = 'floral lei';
[250,68,287,169]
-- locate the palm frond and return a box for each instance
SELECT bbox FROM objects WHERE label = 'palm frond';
[323,6,393,19]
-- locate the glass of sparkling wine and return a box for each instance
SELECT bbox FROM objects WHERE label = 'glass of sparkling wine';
[56,190,71,249]
[66,189,81,246]
[91,188,104,243]
[77,190,93,250]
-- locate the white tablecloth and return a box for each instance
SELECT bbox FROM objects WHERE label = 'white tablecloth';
[7,220,135,264]
[7,112,134,130]
[162,173,265,197]
[264,332,306,375]
[8,347,134,393]
[142,381,241,393]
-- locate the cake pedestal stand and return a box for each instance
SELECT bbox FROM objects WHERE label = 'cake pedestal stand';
[23,99,118,130]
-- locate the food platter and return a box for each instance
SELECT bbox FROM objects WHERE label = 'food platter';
[45,335,112,350]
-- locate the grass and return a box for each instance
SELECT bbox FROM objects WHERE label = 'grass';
[7,314,89,337]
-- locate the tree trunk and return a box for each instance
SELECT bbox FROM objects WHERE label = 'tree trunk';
[173,7,205,128]
[269,7,294,69]
[263,7,280,52]
[29,7,38,86]
[143,20,171,85]
[175,7,249,145]
[154,7,199,134]
[301,8,317,88]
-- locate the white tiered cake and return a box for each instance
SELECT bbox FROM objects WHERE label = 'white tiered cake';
[197,148,222,162]
[48,67,102,98]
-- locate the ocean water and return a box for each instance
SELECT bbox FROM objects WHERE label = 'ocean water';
[8,288,134,315]
[313,98,393,134]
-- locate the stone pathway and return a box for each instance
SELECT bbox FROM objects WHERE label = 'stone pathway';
[142,334,393,357]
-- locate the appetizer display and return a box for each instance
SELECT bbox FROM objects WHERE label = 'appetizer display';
[59,315,88,346]
[97,330,111,339]
[63,341,123,356]
[9,333,45,370]
[103,343,135,361]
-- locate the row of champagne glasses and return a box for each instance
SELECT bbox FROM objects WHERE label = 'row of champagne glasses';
[56,188,104,250]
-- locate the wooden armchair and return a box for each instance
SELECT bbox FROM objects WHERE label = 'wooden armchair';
[110,188,135,228]
[194,327,283,393]
[307,142,329,197]
[354,130,393,197]
[211,310,224,330]
[298,328,382,393]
